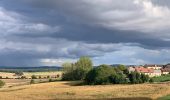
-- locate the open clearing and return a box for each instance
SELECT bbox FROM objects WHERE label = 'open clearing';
[0,81,169,100]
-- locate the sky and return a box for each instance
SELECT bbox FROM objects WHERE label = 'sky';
[1,0,170,66]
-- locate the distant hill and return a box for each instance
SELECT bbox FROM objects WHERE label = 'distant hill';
[0,66,62,72]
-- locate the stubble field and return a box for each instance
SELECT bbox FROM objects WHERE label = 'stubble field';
[0,81,169,100]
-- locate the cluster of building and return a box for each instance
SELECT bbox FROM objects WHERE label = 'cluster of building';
[128,64,170,77]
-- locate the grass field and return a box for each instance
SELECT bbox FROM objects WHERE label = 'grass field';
[0,71,63,79]
[0,81,170,100]
[24,71,63,79]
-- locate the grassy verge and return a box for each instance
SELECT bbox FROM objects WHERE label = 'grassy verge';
[152,74,170,82]
[158,95,170,100]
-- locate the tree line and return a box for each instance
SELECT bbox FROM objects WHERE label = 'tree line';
[62,57,151,85]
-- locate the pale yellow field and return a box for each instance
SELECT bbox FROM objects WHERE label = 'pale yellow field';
[0,72,16,78]
[0,81,169,100]
[0,71,63,79]
[24,71,62,78]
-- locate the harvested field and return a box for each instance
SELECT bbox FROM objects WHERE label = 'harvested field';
[0,81,169,100]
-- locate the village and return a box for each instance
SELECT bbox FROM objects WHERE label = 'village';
[128,64,170,77]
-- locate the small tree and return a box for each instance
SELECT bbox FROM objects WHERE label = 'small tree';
[117,65,126,71]
[30,79,35,84]
[49,79,53,82]
[109,73,128,84]
[21,76,26,79]
[0,80,5,87]
[62,56,93,81]
[141,73,149,83]
[31,75,37,79]
[149,78,154,83]
[15,71,24,76]
[75,56,93,80]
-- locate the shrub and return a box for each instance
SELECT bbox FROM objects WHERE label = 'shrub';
[47,76,50,79]
[30,79,35,84]
[149,78,154,83]
[39,76,42,79]
[15,71,23,76]
[128,72,149,84]
[49,79,53,82]
[0,80,5,87]
[31,75,37,79]
[109,73,128,84]
[85,64,115,85]
[21,76,26,79]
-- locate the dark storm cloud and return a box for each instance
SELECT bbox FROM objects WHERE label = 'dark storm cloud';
[0,0,170,66]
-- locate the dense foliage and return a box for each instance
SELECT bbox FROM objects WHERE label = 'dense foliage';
[62,57,93,81]
[85,65,116,85]
[151,74,170,82]
[85,65,149,85]
[62,57,150,85]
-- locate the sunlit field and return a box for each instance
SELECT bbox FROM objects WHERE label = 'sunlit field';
[0,81,169,100]
[0,71,62,79]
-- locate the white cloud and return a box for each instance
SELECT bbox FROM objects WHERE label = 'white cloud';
[40,58,76,66]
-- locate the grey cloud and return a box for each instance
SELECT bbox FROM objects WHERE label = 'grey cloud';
[0,0,170,66]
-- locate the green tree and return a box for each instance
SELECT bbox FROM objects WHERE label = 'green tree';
[85,64,115,85]
[62,56,93,81]
[149,78,154,83]
[109,73,128,84]
[62,62,74,73]
[117,65,126,71]
[141,73,149,83]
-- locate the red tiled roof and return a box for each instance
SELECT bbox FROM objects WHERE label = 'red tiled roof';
[135,67,154,73]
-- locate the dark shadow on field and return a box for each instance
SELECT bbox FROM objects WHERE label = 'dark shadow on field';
[53,97,152,100]
[63,81,85,86]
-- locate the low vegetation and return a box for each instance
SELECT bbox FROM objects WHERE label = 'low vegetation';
[0,81,169,100]
[62,57,149,85]
[0,80,5,87]
[152,74,170,82]
[85,64,149,85]
[62,56,93,81]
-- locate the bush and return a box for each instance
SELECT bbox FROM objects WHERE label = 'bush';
[31,75,37,79]
[128,72,149,84]
[15,71,23,76]
[85,64,115,85]
[151,74,170,82]
[109,73,128,84]
[47,76,50,79]
[21,76,26,79]
[30,79,35,84]
[62,68,86,81]
[149,78,154,83]
[0,80,5,87]
[49,79,53,82]
[39,76,42,79]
